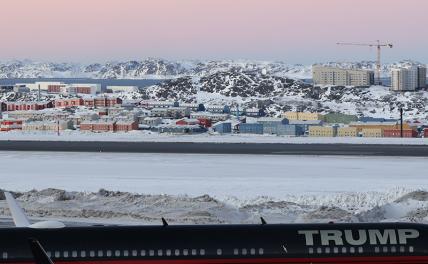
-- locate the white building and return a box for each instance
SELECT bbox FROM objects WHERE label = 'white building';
[391,65,422,91]
[106,86,139,93]
[312,66,374,86]
[63,83,101,95]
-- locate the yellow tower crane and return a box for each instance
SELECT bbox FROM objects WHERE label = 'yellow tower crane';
[336,40,393,85]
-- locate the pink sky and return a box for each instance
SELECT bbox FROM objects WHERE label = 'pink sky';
[0,0,426,63]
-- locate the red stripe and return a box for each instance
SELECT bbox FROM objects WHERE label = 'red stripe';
[5,256,428,264]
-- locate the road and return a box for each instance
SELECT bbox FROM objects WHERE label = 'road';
[0,140,428,156]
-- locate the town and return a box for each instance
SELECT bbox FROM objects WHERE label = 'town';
[0,67,427,139]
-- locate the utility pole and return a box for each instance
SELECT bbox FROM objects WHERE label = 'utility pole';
[400,108,403,138]
[37,84,41,102]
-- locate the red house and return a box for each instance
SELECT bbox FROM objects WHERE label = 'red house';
[383,129,418,138]
[176,118,200,126]
[55,98,84,108]
[424,128,428,138]
[197,118,212,128]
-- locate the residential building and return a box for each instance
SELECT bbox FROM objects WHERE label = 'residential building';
[205,105,226,113]
[239,123,263,134]
[180,103,199,111]
[245,108,264,117]
[22,120,73,131]
[424,128,428,138]
[212,122,232,134]
[55,98,84,108]
[4,101,53,111]
[115,120,138,132]
[190,112,229,122]
[418,66,427,89]
[64,84,101,95]
[176,118,200,126]
[16,82,65,91]
[151,107,190,118]
[152,125,207,134]
[312,65,374,86]
[255,117,289,134]
[391,66,419,91]
[140,100,177,109]
[309,126,338,137]
[276,124,305,136]
[349,121,409,131]
[12,85,30,93]
[383,129,417,138]
[0,119,23,131]
[83,97,122,108]
[139,117,162,126]
[282,112,323,121]
[106,86,139,93]
[80,121,116,132]
[337,127,358,137]
[361,128,383,137]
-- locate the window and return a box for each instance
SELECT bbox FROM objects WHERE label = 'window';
[98,250,103,257]
[166,250,172,256]
[132,250,138,257]
[115,250,121,257]
[55,251,60,258]
[157,250,163,256]
[341,247,347,254]
[149,250,154,256]
[140,250,146,256]
[382,247,388,253]
[317,248,322,254]
[81,251,86,258]
[258,248,264,255]
[183,249,189,256]
[90,251,95,257]
[2,252,7,259]
[191,249,197,256]
[174,249,180,256]
[63,251,69,258]
[250,248,255,255]
[47,252,52,258]
[374,247,379,253]
[400,246,405,253]
[233,249,239,255]
[308,248,314,254]
[349,247,355,253]
[333,247,339,254]
[200,249,205,256]
[72,251,77,258]
[325,248,330,253]
[358,247,363,253]
[217,249,222,255]
[106,250,112,257]
[409,246,414,253]
[123,250,129,257]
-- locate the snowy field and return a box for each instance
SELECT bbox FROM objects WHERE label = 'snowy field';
[0,151,428,225]
[0,130,428,145]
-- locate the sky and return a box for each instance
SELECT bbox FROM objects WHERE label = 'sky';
[0,0,427,64]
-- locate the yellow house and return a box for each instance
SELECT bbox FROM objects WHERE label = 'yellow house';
[309,126,337,137]
[282,112,323,121]
[361,128,383,137]
[337,127,358,137]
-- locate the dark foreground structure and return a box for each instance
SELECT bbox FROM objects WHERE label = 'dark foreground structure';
[1,222,428,264]
[0,140,428,156]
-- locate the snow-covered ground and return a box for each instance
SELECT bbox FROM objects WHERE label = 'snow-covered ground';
[0,130,427,145]
[0,151,427,224]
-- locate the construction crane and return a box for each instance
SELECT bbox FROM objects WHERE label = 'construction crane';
[336,40,393,85]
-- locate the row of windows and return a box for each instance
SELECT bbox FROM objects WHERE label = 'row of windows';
[308,246,414,255]
[1,247,265,260]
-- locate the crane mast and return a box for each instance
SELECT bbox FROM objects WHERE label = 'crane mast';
[336,40,393,85]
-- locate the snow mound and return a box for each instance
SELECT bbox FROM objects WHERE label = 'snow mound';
[1,188,427,225]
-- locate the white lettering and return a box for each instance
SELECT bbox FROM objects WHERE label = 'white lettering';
[344,230,367,246]
[397,229,419,244]
[368,229,397,245]
[298,230,319,246]
[320,230,343,246]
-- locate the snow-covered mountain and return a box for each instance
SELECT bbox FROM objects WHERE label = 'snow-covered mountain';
[2,59,424,80]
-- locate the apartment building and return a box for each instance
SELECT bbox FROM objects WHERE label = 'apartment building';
[391,65,427,91]
[312,66,374,86]
[308,126,338,137]
[282,112,323,121]
[361,128,383,137]
[337,127,358,137]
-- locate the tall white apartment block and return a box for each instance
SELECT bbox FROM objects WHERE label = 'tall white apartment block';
[391,65,426,91]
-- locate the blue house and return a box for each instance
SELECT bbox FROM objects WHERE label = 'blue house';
[239,123,263,134]
[213,122,232,133]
